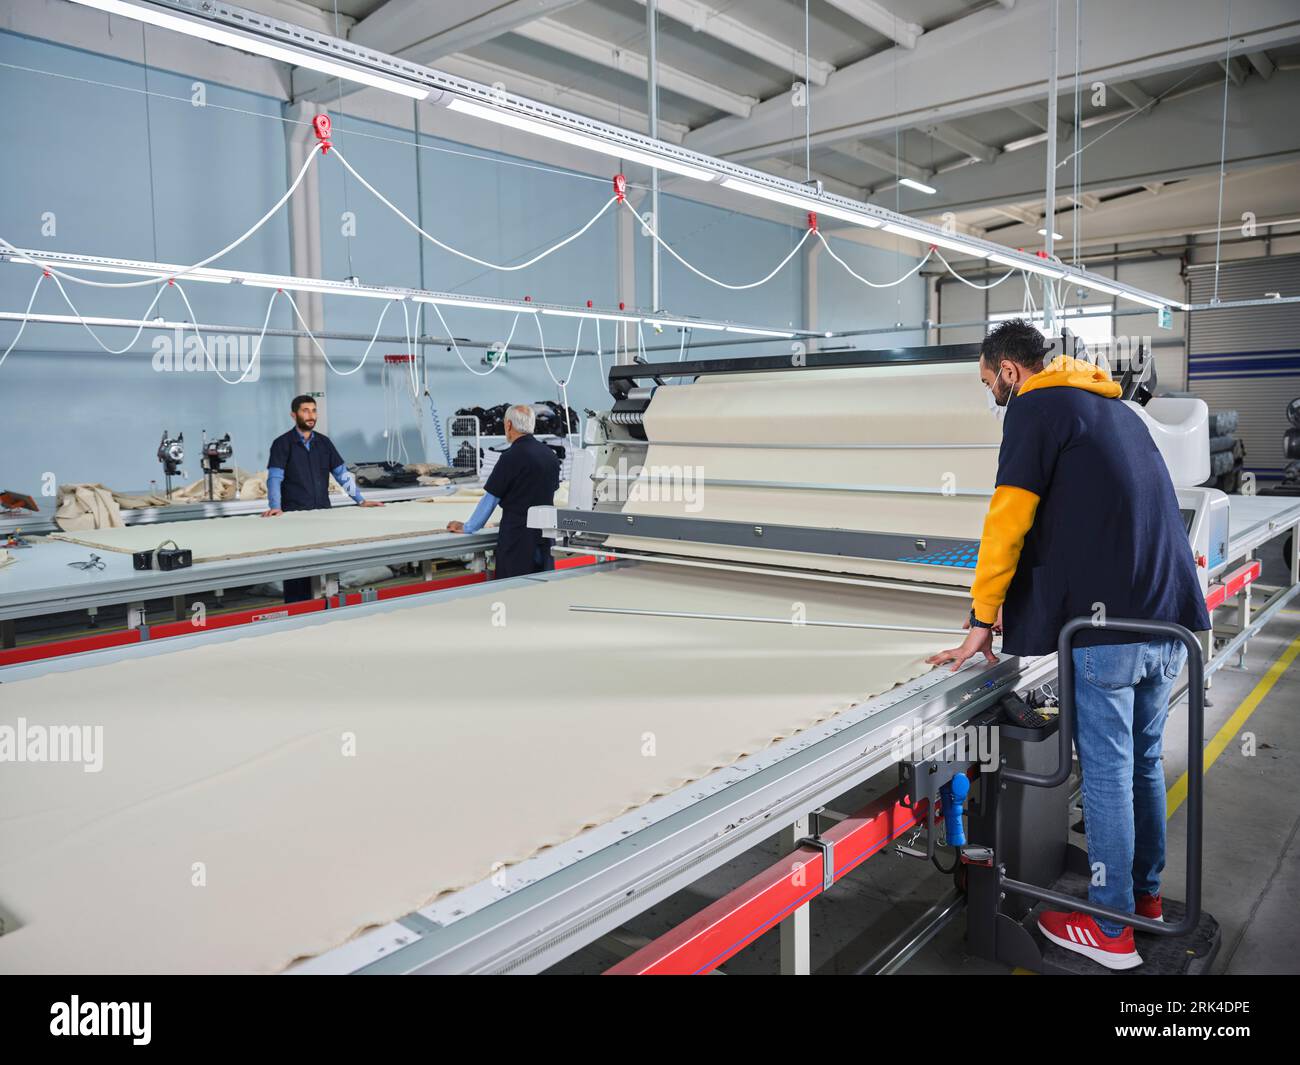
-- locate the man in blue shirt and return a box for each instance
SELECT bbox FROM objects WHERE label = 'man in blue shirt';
[261,395,382,601]
[928,319,1209,971]
[447,403,559,579]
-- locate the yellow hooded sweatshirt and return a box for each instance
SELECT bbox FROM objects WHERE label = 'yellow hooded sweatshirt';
[970,356,1122,625]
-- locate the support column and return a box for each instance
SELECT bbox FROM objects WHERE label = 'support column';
[779,815,811,975]
[616,196,639,364]
[803,237,822,355]
[1041,0,1060,332]
[285,100,329,429]
[645,0,661,314]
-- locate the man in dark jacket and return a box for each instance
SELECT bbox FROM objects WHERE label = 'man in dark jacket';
[261,395,382,601]
[928,319,1209,970]
[448,403,560,579]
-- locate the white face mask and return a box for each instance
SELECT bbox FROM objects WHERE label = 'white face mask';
[986,368,1014,422]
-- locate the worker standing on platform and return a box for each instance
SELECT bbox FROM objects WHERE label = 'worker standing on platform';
[448,404,560,580]
[261,394,382,602]
[927,318,1209,971]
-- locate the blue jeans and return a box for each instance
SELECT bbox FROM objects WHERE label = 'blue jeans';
[1072,638,1187,936]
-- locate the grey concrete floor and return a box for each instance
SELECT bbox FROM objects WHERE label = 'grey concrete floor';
[550,556,1300,975]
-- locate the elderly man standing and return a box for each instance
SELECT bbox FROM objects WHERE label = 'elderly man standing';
[448,403,560,579]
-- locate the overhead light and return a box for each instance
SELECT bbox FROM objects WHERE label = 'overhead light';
[898,177,937,195]
[725,325,795,337]
[883,222,989,259]
[542,307,643,323]
[1068,272,1123,297]
[243,277,404,300]
[413,294,539,313]
[1037,228,1064,240]
[652,318,727,331]
[447,98,712,181]
[68,0,429,100]
[1117,291,1173,310]
[5,249,237,284]
[719,177,882,228]
[987,250,1066,279]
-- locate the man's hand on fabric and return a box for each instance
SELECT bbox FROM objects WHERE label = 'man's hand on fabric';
[358,500,384,508]
[261,508,283,518]
[927,626,997,672]
[446,520,465,533]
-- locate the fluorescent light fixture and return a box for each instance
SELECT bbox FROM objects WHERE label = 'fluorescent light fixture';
[883,222,988,259]
[243,277,404,300]
[1068,272,1123,297]
[413,294,539,313]
[1037,228,1064,240]
[541,307,643,323]
[986,251,1067,279]
[447,98,712,181]
[725,325,795,338]
[1117,291,1173,310]
[652,318,727,331]
[898,177,937,195]
[68,0,429,100]
[719,177,882,228]
[6,249,236,284]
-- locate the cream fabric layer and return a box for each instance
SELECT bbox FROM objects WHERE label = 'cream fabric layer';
[51,500,495,563]
[610,364,1001,586]
[0,563,958,974]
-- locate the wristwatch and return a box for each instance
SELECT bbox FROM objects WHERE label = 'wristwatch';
[969,608,993,630]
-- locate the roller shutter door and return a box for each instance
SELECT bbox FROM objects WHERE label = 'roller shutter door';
[1187,255,1300,483]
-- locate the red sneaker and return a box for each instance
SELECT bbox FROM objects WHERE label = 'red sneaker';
[1037,910,1144,970]
[1135,893,1163,922]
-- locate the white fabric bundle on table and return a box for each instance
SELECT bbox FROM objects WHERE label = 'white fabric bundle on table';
[51,500,491,563]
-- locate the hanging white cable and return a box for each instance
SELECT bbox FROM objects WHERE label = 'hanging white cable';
[331,147,618,273]
[171,281,272,385]
[0,274,45,370]
[678,329,688,361]
[47,272,171,354]
[0,147,322,289]
[624,199,812,290]
[932,249,1016,291]
[816,232,933,288]
[592,318,606,386]
[427,300,520,377]
[276,290,396,377]
[539,315,583,391]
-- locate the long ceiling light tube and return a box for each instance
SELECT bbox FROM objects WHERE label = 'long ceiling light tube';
[59,0,1182,311]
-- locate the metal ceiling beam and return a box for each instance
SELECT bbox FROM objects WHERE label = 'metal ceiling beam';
[433,54,690,142]
[832,141,934,182]
[631,0,835,85]
[512,17,758,117]
[684,0,1300,163]
[926,121,1000,163]
[1247,50,1276,79]
[1221,55,1250,86]
[1009,101,1072,142]
[1111,79,1154,109]
[293,0,585,102]
[907,69,1300,216]
[991,204,1039,225]
[823,0,924,50]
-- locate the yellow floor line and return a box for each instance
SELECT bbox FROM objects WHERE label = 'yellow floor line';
[1166,632,1300,819]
